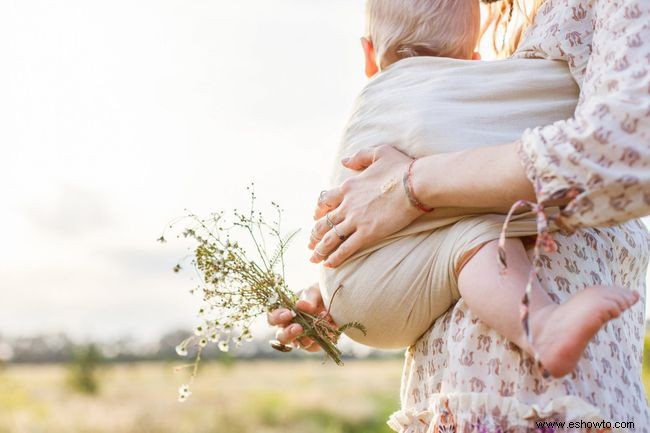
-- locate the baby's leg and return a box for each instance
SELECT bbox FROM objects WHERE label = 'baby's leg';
[458,237,639,378]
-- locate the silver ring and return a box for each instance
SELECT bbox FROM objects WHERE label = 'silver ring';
[319,190,328,204]
[310,228,322,242]
[332,224,346,241]
[313,248,328,258]
[326,212,335,228]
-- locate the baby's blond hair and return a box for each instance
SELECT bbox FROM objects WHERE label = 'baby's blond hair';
[366,0,481,68]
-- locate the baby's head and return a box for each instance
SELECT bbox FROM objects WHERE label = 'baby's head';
[363,0,481,77]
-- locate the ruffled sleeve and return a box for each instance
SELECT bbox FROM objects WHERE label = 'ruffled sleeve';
[518,0,650,232]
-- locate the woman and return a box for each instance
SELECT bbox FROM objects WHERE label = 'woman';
[270,0,650,430]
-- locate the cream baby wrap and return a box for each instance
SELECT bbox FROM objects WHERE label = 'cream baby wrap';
[320,57,579,349]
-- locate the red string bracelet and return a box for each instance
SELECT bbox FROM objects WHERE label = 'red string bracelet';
[403,159,435,213]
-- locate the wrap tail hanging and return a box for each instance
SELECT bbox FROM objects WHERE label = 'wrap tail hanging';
[498,198,558,378]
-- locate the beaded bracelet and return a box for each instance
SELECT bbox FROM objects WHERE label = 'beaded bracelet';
[402,159,435,213]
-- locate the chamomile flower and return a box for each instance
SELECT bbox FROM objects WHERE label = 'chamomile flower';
[242,329,253,342]
[218,340,230,352]
[178,384,192,402]
[167,189,358,402]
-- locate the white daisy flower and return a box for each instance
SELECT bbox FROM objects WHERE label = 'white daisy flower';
[175,345,189,357]
[177,384,192,403]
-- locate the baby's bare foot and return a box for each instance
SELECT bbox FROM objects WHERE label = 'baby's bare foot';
[529,286,639,378]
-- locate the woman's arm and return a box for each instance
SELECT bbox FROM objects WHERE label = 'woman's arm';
[516,0,650,231]
[403,143,536,209]
[309,143,540,267]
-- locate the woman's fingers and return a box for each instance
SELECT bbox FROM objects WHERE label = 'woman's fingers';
[341,146,380,171]
[324,232,365,268]
[295,336,316,350]
[296,284,324,313]
[267,308,294,326]
[275,326,321,352]
[314,145,418,268]
[310,220,354,264]
[300,284,336,321]
[303,342,323,353]
[308,210,344,250]
[275,324,303,345]
[314,188,344,220]
[268,284,326,353]
[296,285,327,352]
[267,285,320,327]
[308,215,330,250]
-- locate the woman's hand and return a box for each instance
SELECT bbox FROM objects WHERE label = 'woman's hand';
[308,145,424,268]
[266,284,333,353]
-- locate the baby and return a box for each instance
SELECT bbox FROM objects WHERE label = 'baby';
[317,0,639,378]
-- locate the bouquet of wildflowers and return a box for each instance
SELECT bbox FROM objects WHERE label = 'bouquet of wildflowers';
[160,188,365,402]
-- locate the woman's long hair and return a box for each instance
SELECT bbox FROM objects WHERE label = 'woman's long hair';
[480,0,544,57]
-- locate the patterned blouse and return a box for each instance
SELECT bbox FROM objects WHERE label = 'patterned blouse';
[388,0,650,432]
[517,0,650,231]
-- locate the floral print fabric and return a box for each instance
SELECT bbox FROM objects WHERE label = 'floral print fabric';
[516,0,650,231]
[391,220,650,432]
[391,0,650,431]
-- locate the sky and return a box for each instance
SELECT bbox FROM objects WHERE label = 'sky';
[1,0,648,342]
[0,0,368,341]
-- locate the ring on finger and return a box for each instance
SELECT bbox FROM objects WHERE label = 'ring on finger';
[310,228,322,242]
[313,248,328,258]
[326,212,336,228]
[332,224,347,241]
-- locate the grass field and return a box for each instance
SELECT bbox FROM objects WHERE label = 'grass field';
[0,359,648,433]
[0,360,403,433]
